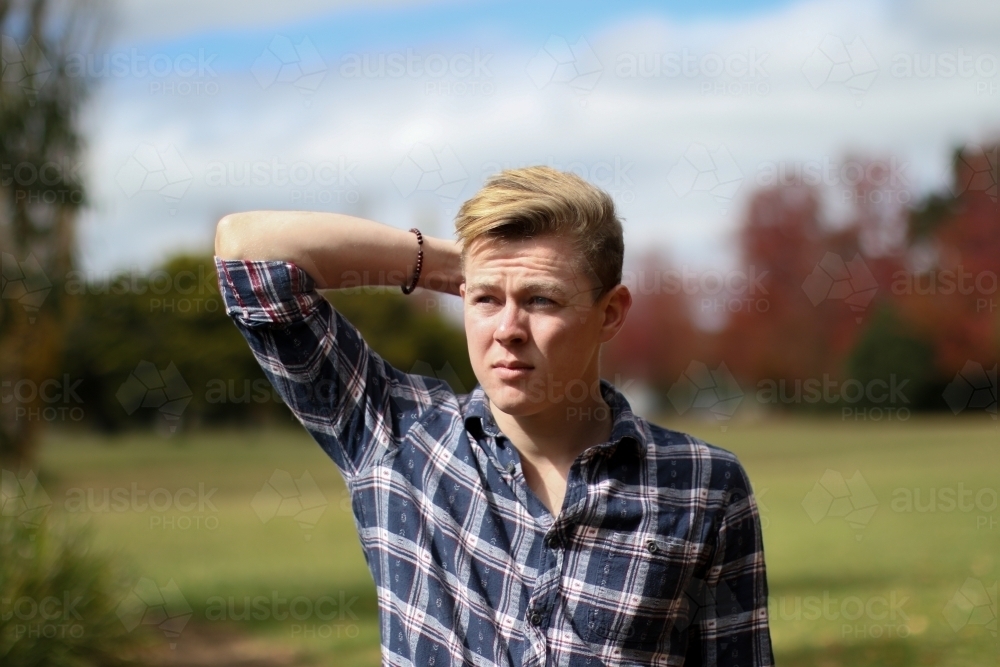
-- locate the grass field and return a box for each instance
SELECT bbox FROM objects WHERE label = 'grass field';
[31,415,1000,666]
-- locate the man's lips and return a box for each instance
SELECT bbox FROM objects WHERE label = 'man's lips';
[492,362,534,379]
[492,362,533,369]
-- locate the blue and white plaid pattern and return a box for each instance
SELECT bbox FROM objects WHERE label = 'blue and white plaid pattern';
[216,257,774,666]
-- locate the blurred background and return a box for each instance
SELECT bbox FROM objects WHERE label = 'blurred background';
[0,0,997,665]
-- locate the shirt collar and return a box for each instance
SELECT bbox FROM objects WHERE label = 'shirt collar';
[463,378,647,456]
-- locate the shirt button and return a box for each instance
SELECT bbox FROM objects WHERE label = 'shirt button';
[546,534,560,548]
[646,540,659,554]
[506,461,516,474]
[529,612,542,626]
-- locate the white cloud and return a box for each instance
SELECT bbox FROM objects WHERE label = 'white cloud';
[892,0,1000,41]
[107,0,475,45]
[76,0,1000,273]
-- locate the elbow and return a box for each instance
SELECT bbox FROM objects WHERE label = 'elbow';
[214,213,245,259]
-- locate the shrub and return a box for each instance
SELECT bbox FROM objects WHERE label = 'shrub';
[0,511,142,666]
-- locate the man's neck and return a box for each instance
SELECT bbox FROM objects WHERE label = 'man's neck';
[487,378,613,516]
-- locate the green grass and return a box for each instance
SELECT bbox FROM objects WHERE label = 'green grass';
[32,415,1000,666]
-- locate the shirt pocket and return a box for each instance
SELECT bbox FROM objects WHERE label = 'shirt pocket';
[579,531,690,652]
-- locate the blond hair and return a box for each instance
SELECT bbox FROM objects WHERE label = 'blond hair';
[454,166,624,298]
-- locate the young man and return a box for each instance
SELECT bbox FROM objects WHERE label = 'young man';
[214,167,773,666]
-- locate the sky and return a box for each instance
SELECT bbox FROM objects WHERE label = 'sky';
[66,0,1000,275]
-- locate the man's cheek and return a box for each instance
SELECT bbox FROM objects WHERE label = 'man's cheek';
[466,332,491,369]
[464,320,485,348]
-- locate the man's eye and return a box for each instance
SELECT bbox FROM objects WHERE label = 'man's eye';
[528,296,554,306]
[474,295,497,304]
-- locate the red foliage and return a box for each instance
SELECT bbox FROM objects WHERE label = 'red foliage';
[604,143,998,398]
[602,252,699,387]
[897,145,1000,375]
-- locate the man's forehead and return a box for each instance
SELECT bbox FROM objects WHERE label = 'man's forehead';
[463,248,599,301]
[464,256,590,293]
[464,235,589,277]
[461,234,604,302]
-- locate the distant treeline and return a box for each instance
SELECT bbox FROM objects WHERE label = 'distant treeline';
[42,144,1000,432]
[58,255,474,431]
[600,143,999,417]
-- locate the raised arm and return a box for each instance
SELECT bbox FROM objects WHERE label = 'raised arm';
[212,211,465,478]
[214,210,463,295]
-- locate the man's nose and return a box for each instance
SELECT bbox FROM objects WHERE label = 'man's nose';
[494,301,527,344]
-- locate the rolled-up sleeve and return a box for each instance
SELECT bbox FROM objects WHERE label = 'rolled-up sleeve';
[215,257,431,478]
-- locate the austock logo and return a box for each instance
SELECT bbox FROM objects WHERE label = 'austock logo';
[943,578,997,636]
[801,252,878,322]
[942,361,997,418]
[754,155,912,207]
[116,361,193,430]
[116,577,192,648]
[392,143,469,200]
[526,35,602,96]
[409,360,467,395]
[204,155,360,206]
[666,361,743,430]
[675,577,745,632]
[756,374,911,422]
[802,34,878,106]
[614,46,769,99]
[801,469,878,540]
[115,143,193,214]
[3,375,86,423]
[951,144,998,202]
[666,143,743,210]
[1,469,52,530]
[1,34,52,102]
[251,470,328,541]
[251,35,327,100]
[1,252,51,323]
[481,156,636,205]
[770,590,912,639]
[738,481,769,534]
[338,47,494,97]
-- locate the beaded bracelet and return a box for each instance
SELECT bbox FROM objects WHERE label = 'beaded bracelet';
[401,227,423,294]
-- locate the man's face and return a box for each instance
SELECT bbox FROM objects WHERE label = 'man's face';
[460,233,628,416]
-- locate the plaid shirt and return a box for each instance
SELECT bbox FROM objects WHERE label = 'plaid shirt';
[216,257,774,667]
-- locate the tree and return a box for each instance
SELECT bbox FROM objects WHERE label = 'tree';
[601,250,698,393]
[0,0,103,467]
[59,255,477,432]
[900,143,1000,380]
[716,183,842,384]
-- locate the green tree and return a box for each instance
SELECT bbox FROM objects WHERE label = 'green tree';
[60,255,476,432]
[0,0,103,466]
[846,302,941,410]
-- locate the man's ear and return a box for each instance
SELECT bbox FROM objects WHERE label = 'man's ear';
[599,284,632,343]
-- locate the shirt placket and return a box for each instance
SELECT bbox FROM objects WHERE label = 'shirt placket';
[523,456,593,667]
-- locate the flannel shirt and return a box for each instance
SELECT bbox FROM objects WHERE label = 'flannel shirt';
[216,257,774,667]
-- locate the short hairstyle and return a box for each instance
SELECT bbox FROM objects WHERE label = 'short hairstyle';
[454,166,624,299]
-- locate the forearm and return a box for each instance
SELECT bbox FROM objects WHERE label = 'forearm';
[214,210,462,294]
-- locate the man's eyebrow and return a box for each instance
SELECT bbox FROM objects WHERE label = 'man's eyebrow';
[464,280,498,294]
[465,280,570,298]
[520,281,569,298]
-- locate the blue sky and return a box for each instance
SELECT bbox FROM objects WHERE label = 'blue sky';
[74,0,999,275]
[116,0,804,87]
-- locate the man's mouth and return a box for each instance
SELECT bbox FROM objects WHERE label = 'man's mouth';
[492,361,534,378]
[493,361,533,369]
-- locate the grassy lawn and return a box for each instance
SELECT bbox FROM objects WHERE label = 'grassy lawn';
[32,415,999,666]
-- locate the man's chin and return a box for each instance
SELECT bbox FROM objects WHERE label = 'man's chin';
[483,381,542,417]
